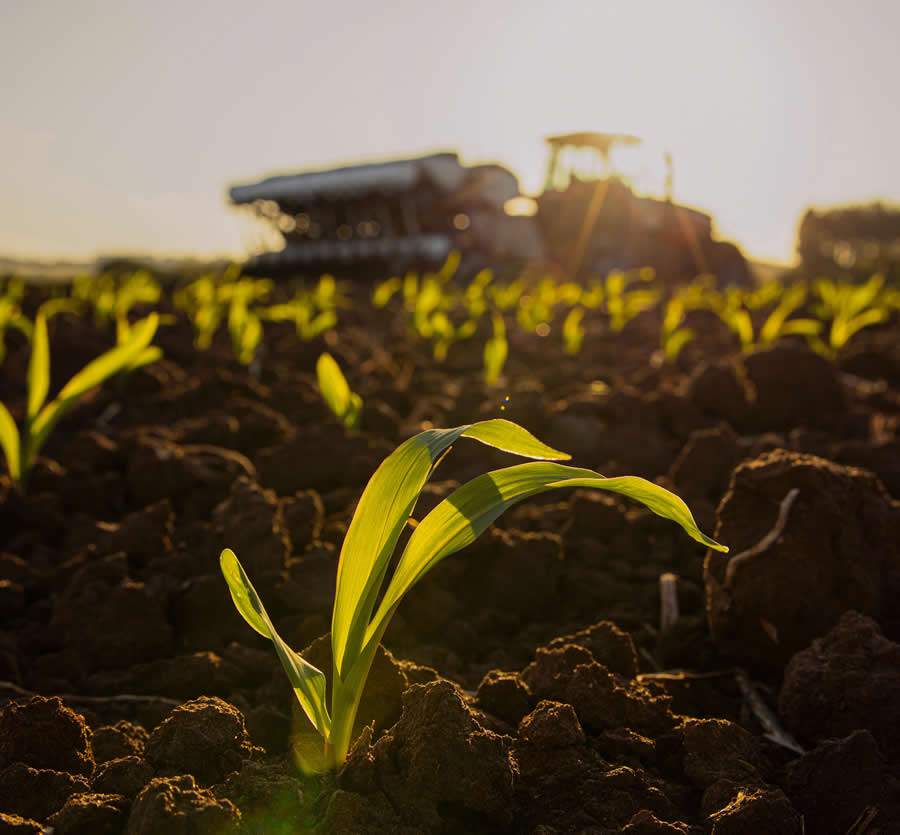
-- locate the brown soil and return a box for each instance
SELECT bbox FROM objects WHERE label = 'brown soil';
[1,283,899,833]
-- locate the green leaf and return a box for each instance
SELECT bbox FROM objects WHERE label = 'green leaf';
[0,401,20,483]
[220,549,331,739]
[664,327,694,362]
[460,418,570,462]
[365,462,725,649]
[483,313,508,385]
[331,419,569,679]
[28,314,158,463]
[128,346,164,371]
[27,312,49,422]
[779,318,822,338]
[317,352,352,420]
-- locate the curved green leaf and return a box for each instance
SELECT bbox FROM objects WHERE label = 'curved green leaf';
[365,462,726,649]
[317,352,351,419]
[331,419,570,679]
[220,549,331,739]
[28,313,158,462]
[0,401,20,482]
[27,312,49,421]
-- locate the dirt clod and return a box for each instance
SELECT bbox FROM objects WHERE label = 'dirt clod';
[91,756,154,798]
[707,786,802,834]
[785,729,900,835]
[0,813,44,834]
[0,697,93,777]
[779,611,900,757]
[705,450,900,667]
[475,670,532,725]
[0,764,89,822]
[91,721,149,764]
[680,717,767,788]
[145,697,256,786]
[46,792,129,835]
[126,775,240,835]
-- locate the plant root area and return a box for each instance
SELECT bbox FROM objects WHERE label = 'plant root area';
[1,291,900,833]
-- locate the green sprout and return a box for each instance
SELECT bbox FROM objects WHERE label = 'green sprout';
[220,419,727,773]
[224,279,271,365]
[812,274,889,356]
[427,312,477,362]
[483,312,508,386]
[263,289,337,342]
[715,283,821,354]
[115,315,165,371]
[372,277,402,308]
[0,286,33,364]
[316,353,362,431]
[605,270,660,332]
[660,297,695,363]
[0,311,159,491]
[562,306,585,355]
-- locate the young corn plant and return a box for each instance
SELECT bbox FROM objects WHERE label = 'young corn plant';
[115,315,165,372]
[0,285,33,364]
[812,274,889,356]
[483,312,508,385]
[316,352,362,430]
[562,306,585,355]
[0,311,159,491]
[659,297,695,363]
[427,312,478,362]
[220,419,726,773]
[263,292,337,342]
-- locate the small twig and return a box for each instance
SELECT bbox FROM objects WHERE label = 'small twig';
[659,572,680,632]
[734,668,805,755]
[846,806,880,834]
[0,680,180,708]
[725,488,799,588]
[637,669,736,683]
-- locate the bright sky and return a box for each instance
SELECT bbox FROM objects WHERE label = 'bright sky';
[3,0,898,263]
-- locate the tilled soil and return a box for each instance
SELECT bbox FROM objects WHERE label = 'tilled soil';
[1,289,899,833]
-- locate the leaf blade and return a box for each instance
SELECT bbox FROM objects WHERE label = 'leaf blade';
[28,313,158,462]
[220,549,331,738]
[0,401,20,482]
[316,352,351,419]
[26,312,49,421]
[366,462,725,649]
[331,420,571,679]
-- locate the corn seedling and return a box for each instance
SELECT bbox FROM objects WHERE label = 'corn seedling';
[427,312,478,362]
[660,298,695,363]
[0,293,33,364]
[263,292,337,342]
[173,274,226,349]
[488,278,525,312]
[483,312,508,385]
[224,280,271,365]
[605,271,660,332]
[220,418,726,772]
[372,276,403,308]
[115,315,165,372]
[756,283,821,347]
[462,269,494,318]
[0,311,159,491]
[562,307,585,355]
[812,274,889,355]
[316,352,362,430]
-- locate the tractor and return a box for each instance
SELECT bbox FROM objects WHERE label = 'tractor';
[228,131,750,285]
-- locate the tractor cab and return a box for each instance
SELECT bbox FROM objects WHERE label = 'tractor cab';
[534,131,748,284]
[542,132,646,194]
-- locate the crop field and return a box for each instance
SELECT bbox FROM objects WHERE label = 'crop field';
[1,262,899,833]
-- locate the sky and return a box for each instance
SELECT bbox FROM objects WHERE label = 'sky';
[2,0,899,263]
